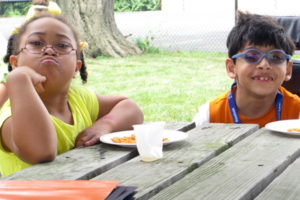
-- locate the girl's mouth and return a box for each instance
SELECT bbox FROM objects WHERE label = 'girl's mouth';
[41,57,59,65]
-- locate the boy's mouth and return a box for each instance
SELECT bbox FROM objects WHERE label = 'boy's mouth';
[252,75,273,81]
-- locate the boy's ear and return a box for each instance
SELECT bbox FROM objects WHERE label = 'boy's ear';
[73,59,82,78]
[9,55,18,69]
[284,60,293,81]
[226,58,236,79]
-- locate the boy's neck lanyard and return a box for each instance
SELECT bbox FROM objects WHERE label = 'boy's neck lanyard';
[228,82,283,124]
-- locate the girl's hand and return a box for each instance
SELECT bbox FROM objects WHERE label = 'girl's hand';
[7,67,46,92]
[75,122,112,147]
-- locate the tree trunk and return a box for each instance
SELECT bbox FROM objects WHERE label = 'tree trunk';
[55,0,141,58]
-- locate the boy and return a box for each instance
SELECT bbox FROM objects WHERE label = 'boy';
[193,11,300,128]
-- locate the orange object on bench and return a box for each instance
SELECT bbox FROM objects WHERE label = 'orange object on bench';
[0,180,119,200]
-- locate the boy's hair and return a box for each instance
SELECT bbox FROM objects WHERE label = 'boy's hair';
[32,0,49,6]
[3,15,88,83]
[227,11,295,59]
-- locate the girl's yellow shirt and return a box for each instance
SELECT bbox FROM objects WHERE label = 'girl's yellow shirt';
[0,86,99,177]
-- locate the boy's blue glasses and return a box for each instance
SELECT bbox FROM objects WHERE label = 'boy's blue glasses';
[232,49,291,65]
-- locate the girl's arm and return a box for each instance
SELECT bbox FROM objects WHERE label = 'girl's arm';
[75,95,144,147]
[1,67,57,164]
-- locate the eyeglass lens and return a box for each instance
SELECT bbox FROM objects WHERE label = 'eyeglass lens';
[245,50,285,64]
[26,41,74,55]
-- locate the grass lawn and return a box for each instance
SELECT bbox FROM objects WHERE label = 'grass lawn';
[73,51,300,122]
[73,51,232,122]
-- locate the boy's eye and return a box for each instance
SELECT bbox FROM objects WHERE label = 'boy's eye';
[245,52,260,62]
[269,53,283,61]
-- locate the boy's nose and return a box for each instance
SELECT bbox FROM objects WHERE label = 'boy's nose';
[257,57,271,70]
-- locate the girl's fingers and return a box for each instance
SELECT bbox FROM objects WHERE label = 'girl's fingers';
[75,134,93,147]
[84,137,99,146]
[35,83,45,93]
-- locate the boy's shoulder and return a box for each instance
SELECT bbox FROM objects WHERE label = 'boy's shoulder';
[279,86,300,103]
[210,90,231,104]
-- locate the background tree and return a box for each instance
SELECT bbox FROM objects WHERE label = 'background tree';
[56,0,141,58]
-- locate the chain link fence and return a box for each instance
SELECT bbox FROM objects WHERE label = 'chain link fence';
[116,0,300,53]
[1,0,300,53]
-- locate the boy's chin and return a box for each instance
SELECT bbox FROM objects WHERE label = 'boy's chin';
[251,88,278,98]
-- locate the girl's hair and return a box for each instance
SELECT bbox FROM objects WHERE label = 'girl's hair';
[32,0,49,6]
[3,15,88,83]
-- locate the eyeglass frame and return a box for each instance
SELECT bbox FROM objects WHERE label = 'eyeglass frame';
[231,48,291,65]
[17,41,77,56]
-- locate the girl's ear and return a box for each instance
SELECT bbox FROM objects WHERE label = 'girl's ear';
[73,59,82,78]
[226,58,236,79]
[9,55,18,69]
[284,60,293,81]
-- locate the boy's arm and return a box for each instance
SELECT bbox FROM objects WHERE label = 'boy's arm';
[1,67,57,164]
[75,95,144,147]
[192,101,210,127]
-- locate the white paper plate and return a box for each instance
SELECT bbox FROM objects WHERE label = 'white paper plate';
[265,119,300,136]
[100,129,188,148]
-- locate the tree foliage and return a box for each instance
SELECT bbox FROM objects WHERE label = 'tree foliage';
[114,0,161,12]
[0,2,31,16]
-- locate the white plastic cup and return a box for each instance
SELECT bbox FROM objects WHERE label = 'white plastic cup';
[133,122,165,162]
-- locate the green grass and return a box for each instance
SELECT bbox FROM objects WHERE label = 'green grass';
[72,51,300,122]
[72,51,232,122]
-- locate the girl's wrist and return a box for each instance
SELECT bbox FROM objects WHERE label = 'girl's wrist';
[97,114,116,133]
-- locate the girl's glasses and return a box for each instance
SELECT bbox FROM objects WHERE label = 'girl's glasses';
[232,49,291,65]
[18,40,77,56]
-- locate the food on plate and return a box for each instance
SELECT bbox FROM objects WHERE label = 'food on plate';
[287,128,300,132]
[112,134,136,143]
[111,134,169,144]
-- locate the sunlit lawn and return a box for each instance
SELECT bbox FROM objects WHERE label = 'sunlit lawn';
[73,51,300,122]
[72,51,232,122]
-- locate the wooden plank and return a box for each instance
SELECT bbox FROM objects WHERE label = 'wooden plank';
[93,123,258,200]
[255,156,300,200]
[2,122,188,180]
[151,128,300,200]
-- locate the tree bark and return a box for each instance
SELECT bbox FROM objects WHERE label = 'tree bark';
[55,0,141,58]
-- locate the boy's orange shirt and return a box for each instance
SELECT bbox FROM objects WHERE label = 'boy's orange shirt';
[209,86,300,128]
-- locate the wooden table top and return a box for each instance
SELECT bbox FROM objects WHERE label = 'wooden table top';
[3,122,300,200]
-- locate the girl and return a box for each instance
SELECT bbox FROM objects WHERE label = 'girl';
[26,0,61,21]
[0,34,8,109]
[0,15,143,177]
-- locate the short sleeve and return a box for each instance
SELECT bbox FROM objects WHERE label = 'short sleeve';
[0,101,11,130]
[192,101,210,127]
[0,101,12,152]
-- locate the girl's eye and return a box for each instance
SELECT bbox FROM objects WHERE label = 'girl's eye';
[28,40,44,47]
[56,42,71,49]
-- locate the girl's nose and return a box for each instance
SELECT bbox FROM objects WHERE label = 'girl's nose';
[42,45,57,56]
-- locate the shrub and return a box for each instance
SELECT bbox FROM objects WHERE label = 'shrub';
[0,2,31,17]
[135,36,159,54]
[114,0,161,12]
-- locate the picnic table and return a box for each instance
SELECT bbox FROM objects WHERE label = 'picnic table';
[2,121,300,199]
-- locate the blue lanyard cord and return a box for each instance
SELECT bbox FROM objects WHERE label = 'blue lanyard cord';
[228,83,283,124]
